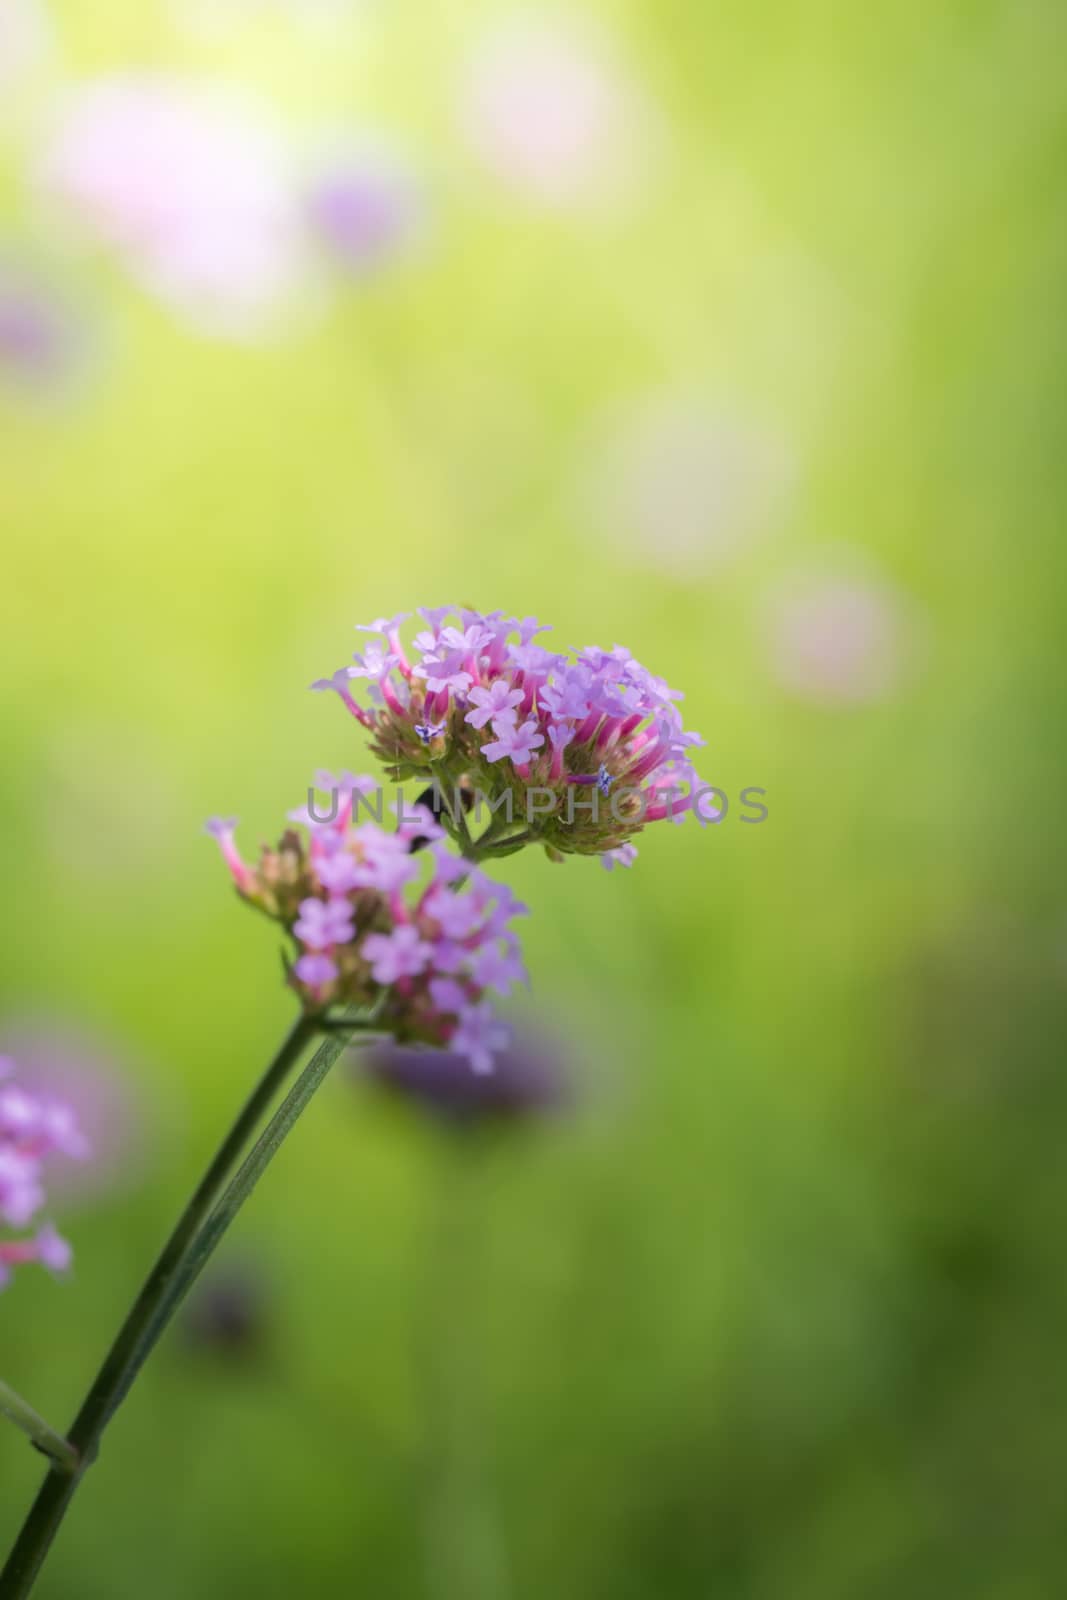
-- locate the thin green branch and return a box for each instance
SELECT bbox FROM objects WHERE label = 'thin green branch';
[0,1382,78,1476]
[0,1011,318,1599]
[110,1021,377,1407]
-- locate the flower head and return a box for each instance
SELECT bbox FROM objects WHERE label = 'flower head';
[0,1061,86,1290]
[207,787,527,1072]
[312,607,706,864]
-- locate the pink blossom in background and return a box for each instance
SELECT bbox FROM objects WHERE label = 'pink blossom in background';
[39,76,305,338]
[0,1055,86,1288]
[459,16,647,206]
[0,1022,151,1204]
[587,391,796,576]
[306,146,424,277]
[764,566,923,705]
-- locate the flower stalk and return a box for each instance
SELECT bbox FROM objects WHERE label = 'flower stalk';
[0,1011,321,1598]
[0,1381,78,1475]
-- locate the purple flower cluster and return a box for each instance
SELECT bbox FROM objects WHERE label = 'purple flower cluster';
[312,607,707,861]
[207,780,527,1073]
[0,1057,87,1289]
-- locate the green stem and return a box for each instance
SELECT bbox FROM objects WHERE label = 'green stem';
[430,762,478,859]
[478,832,532,858]
[0,1012,318,1599]
[0,1382,78,1475]
[113,1021,370,1403]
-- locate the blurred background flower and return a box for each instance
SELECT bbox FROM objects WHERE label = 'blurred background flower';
[0,1020,153,1204]
[764,558,923,705]
[458,13,650,208]
[0,255,84,392]
[306,143,424,279]
[38,75,306,337]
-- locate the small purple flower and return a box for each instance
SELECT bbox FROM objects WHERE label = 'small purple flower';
[316,852,363,896]
[428,977,469,1016]
[513,616,552,644]
[292,953,338,988]
[439,623,491,655]
[428,840,469,885]
[292,896,355,950]
[417,604,455,632]
[349,643,397,681]
[352,848,419,896]
[355,613,410,636]
[468,940,527,996]
[507,642,554,676]
[467,876,529,936]
[413,648,473,696]
[427,938,466,975]
[422,887,484,940]
[308,667,374,729]
[450,1002,511,1075]
[34,1222,72,1274]
[465,679,524,730]
[0,1147,43,1229]
[540,670,592,721]
[310,667,354,696]
[362,925,433,983]
[414,719,448,745]
[482,717,545,766]
[601,843,638,871]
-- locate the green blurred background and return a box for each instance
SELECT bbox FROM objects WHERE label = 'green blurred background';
[3,1,1066,1595]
